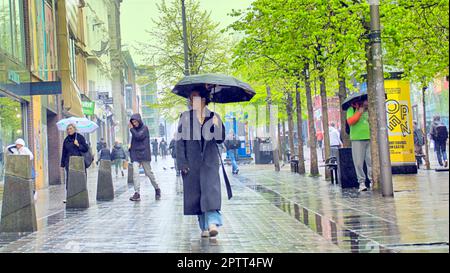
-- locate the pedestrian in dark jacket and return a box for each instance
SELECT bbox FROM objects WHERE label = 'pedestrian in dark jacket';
[430,115,448,167]
[111,141,127,177]
[160,139,168,159]
[129,113,160,201]
[97,145,111,165]
[413,121,425,167]
[151,139,159,162]
[61,124,89,192]
[176,89,225,240]
[169,134,180,176]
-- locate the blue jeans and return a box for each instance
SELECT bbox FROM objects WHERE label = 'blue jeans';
[227,150,239,173]
[197,211,223,231]
[435,141,448,166]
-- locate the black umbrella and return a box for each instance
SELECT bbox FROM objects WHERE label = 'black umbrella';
[341,91,368,111]
[172,74,256,103]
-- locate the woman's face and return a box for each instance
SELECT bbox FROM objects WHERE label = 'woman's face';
[67,125,76,135]
[190,91,206,110]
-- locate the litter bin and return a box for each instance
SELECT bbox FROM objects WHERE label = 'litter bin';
[337,148,371,189]
[254,138,273,164]
[290,155,299,173]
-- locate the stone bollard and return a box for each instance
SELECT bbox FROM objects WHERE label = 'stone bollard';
[97,160,114,201]
[66,156,89,209]
[0,155,37,233]
[127,162,133,184]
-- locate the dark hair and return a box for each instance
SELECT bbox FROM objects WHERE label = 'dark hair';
[190,85,211,105]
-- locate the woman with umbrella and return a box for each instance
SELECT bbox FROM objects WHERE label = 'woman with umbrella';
[176,86,226,240]
[60,124,90,200]
[173,74,255,240]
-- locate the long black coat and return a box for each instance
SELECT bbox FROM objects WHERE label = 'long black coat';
[61,133,89,168]
[176,108,225,215]
[129,113,152,162]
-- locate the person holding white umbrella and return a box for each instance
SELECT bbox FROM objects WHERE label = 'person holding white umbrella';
[60,123,89,202]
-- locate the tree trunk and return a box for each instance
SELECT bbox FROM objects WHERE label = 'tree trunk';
[318,66,331,180]
[366,42,381,187]
[337,65,350,147]
[266,85,280,171]
[282,118,287,162]
[286,90,295,163]
[278,118,283,162]
[304,63,319,176]
[295,82,306,174]
[422,84,431,170]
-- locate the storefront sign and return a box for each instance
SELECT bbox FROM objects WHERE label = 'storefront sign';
[385,80,416,167]
[82,101,95,116]
[8,70,20,84]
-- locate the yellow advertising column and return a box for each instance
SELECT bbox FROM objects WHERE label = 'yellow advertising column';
[385,80,417,174]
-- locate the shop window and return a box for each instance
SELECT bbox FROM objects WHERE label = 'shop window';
[0,97,25,183]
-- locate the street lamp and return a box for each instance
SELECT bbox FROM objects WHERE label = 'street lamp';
[181,0,190,76]
[368,0,393,197]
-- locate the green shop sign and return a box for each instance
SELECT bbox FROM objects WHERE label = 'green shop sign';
[82,101,95,115]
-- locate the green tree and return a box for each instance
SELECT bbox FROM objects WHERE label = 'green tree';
[137,0,232,120]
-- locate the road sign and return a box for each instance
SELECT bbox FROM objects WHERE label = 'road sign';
[104,98,113,104]
[98,92,109,100]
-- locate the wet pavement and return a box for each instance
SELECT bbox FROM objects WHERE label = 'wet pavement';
[235,162,449,253]
[0,152,448,253]
[0,159,343,253]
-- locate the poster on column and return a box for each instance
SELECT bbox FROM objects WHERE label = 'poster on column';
[384,80,417,174]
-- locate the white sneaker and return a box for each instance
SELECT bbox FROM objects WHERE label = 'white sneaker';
[359,184,368,192]
[33,191,38,201]
[209,224,219,237]
[201,231,210,238]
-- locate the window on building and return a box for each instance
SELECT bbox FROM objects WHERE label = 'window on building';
[0,97,25,183]
[29,0,58,80]
[0,0,25,63]
[69,35,77,81]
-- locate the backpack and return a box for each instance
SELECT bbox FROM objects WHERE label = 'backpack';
[225,139,240,150]
[434,125,449,142]
[345,121,351,135]
[414,129,425,146]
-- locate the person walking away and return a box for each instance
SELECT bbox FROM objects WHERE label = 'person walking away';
[169,135,180,176]
[61,124,89,202]
[176,88,226,240]
[329,123,343,159]
[413,121,425,168]
[347,99,373,192]
[224,131,239,175]
[111,141,127,177]
[151,139,159,162]
[430,115,448,167]
[97,138,106,163]
[316,130,324,161]
[7,138,36,199]
[129,114,161,201]
[160,139,168,160]
[97,144,111,165]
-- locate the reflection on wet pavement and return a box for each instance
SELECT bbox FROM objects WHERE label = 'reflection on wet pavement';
[0,160,343,253]
[236,165,449,253]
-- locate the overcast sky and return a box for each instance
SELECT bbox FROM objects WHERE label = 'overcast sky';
[121,0,253,64]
